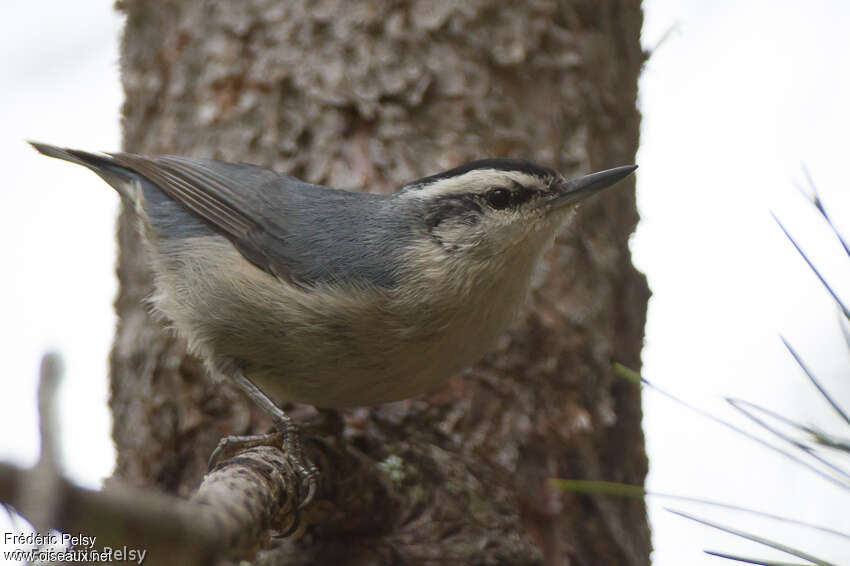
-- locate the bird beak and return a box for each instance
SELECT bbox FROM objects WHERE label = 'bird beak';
[546,165,637,211]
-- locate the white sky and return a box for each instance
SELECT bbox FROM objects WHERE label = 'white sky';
[637,1,850,563]
[1,1,849,564]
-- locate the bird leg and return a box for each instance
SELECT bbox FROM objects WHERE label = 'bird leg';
[208,372,319,508]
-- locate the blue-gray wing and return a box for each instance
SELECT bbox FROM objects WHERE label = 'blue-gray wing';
[108,153,400,288]
[110,153,310,282]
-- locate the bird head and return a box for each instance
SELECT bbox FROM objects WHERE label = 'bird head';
[398,159,637,260]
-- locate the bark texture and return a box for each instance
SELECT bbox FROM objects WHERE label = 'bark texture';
[112,1,649,564]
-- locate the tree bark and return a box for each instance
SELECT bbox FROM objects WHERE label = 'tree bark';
[112,1,649,564]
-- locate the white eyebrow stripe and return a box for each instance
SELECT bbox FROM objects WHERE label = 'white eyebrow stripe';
[401,169,543,200]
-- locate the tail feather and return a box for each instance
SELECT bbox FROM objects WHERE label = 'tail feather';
[29,141,113,168]
[29,141,136,199]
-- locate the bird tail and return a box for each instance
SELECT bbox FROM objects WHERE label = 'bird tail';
[28,141,137,201]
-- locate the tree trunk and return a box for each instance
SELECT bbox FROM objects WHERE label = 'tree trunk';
[112,1,649,564]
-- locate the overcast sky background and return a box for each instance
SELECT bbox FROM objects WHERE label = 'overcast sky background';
[2,1,849,564]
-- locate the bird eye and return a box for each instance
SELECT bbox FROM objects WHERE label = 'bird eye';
[486,188,511,210]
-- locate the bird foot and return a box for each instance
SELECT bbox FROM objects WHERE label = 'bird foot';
[208,424,319,509]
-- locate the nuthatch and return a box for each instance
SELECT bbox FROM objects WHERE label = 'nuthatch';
[31,141,635,501]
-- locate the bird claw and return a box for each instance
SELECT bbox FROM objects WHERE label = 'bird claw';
[208,425,319,509]
[275,419,319,509]
[208,431,286,469]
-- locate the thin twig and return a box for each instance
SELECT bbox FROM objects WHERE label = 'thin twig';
[780,336,850,428]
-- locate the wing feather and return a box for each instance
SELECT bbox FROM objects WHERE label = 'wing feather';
[109,153,302,282]
[110,153,258,238]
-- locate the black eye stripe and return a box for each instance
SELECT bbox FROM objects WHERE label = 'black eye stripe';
[425,196,482,229]
[511,186,536,206]
[426,184,539,229]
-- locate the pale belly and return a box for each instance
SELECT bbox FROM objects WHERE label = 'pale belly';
[242,300,515,408]
[150,235,537,408]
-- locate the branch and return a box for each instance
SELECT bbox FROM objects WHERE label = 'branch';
[0,353,396,564]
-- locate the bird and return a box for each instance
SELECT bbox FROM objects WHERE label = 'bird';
[30,141,636,503]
